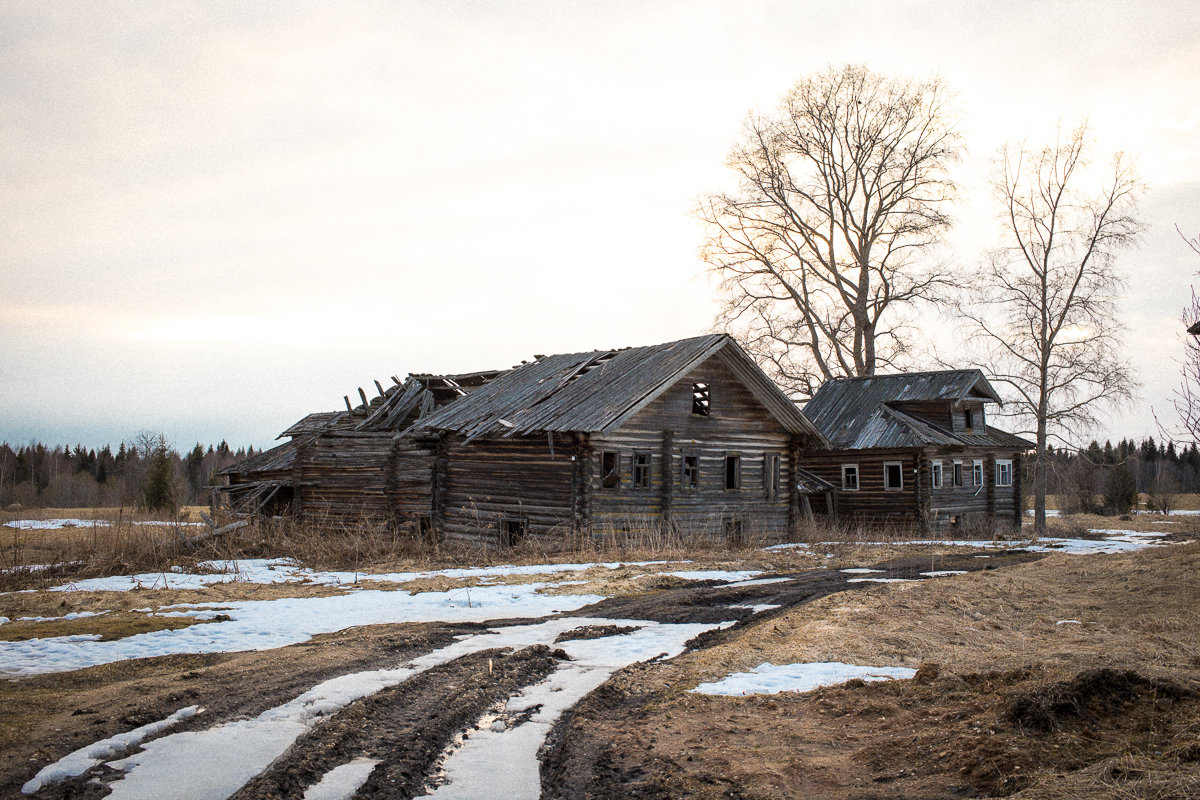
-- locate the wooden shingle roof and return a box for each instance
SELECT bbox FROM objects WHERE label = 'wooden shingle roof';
[803,369,1031,450]
[410,334,825,444]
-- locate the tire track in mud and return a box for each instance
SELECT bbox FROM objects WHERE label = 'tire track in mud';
[230,645,566,800]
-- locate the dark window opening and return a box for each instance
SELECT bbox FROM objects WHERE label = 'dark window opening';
[682,454,700,490]
[724,454,741,490]
[765,453,781,501]
[691,383,710,416]
[633,452,652,490]
[501,519,527,548]
[725,518,744,546]
[601,451,620,490]
[884,462,903,491]
[953,462,963,487]
[964,408,974,429]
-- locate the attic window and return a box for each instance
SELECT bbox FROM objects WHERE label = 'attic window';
[691,383,710,416]
[964,408,974,430]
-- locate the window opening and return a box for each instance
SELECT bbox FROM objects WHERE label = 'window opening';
[884,461,903,491]
[973,460,984,486]
[765,453,781,501]
[996,459,1013,487]
[725,518,744,546]
[841,464,859,491]
[724,454,741,490]
[964,408,974,429]
[632,452,652,490]
[601,451,620,490]
[691,383,710,416]
[952,461,963,487]
[501,519,527,548]
[931,460,943,489]
[682,454,700,490]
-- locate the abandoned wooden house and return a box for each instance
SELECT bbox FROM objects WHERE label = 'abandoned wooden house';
[217,334,832,546]
[215,369,502,523]
[798,369,1033,532]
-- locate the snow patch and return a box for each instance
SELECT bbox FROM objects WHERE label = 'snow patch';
[20,705,200,794]
[920,570,967,577]
[302,758,380,800]
[667,570,763,582]
[0,583,604,676]
[691,662,917,696]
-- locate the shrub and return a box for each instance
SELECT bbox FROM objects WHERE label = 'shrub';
[1102,463,1138,515]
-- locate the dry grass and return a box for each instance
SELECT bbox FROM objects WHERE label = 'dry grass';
[683,540,1200,686]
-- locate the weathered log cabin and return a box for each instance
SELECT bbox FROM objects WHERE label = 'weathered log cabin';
[217,334,831,546]
[407,334,830,545]
[799,370,1033,532]
[215,370,501,523]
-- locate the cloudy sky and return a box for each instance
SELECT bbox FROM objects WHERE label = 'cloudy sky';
[2,0,1198,451]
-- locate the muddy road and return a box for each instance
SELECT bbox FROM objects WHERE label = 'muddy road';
[6,551,1045,799]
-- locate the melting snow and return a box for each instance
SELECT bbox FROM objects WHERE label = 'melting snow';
[94,617,728,800]
[0,583,604,676]
[302,758,380,800]
[920,570,967,577]
[50,558,680,593]
[21,706,201,794]
[691,662,917,696]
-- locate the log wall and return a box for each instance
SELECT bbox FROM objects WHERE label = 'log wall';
[438,434,576,546]
[799,445,1023,532]
[589,358,795,541]
[295,431,394,526]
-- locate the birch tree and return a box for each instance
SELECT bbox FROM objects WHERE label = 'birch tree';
[699,65,961,395]
[961,123,1142,535]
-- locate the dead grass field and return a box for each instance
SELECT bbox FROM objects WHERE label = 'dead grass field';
[555,541,1200,799]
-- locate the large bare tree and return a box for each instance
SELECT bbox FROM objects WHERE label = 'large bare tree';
[699,65,962,395]
[960,123,1142,535]
[1172,225,1200,442]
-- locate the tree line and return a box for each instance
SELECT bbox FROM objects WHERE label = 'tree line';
[1047,436,1196,515]
[0,436,257,512]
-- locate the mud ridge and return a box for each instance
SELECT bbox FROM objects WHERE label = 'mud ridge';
[231,644,565,800]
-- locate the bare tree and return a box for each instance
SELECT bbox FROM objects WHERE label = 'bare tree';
[1171,225,1200,443]
[960,122,1142,535]
[698,65,962,395]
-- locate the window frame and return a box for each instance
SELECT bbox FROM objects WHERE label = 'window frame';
[952,460,963,487]
[841,463,860,492]
[724,453,741,491]
[765,453,781,501]
[632,451,652,490]
[883,461,903,491]
[681,452,700,491]
[600,450,620,491]
[964,407,974,430]
[931,460,943,489]
[972,459,984,486]
[995,459,1013,487]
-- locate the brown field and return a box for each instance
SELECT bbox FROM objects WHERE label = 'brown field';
[1,507,1197,798]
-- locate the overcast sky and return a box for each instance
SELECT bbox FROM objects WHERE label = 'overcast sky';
[2,0,1198,451]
